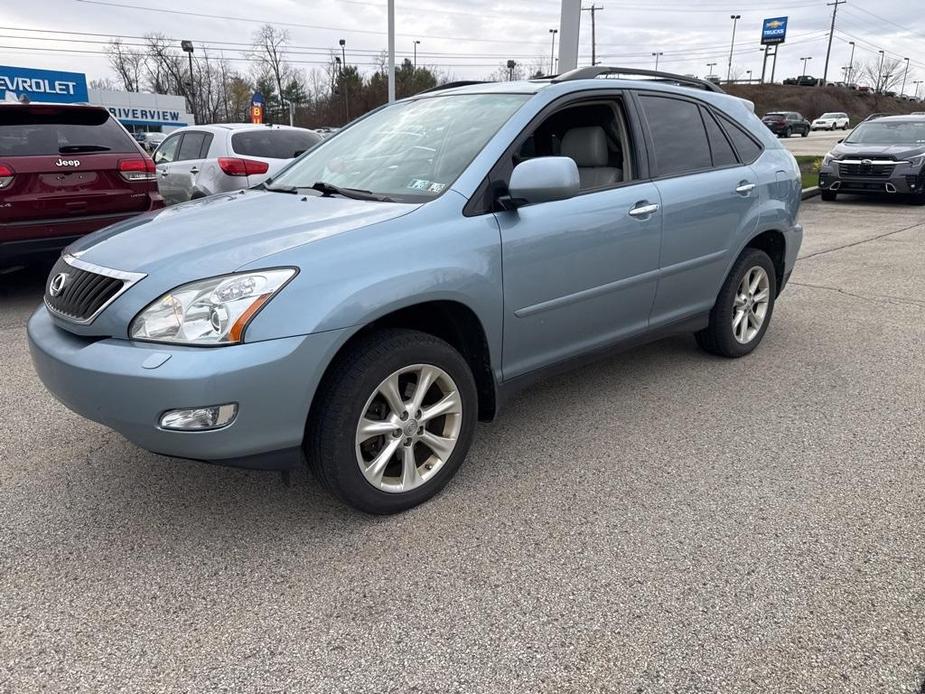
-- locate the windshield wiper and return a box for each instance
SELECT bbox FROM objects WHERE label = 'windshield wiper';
[59,144,111,153]
[310,181,394,202]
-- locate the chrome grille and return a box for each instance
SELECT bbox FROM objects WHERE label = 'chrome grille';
[44,255,145,324]
[837,158,896,178]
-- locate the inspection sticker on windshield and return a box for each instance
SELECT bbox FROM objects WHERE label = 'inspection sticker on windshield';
[408,179,445,193]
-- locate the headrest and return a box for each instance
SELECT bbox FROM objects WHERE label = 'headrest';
[561,126,609,167]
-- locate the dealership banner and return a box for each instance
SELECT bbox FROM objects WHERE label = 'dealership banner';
[0,65,89,103]
[761,17,788,45]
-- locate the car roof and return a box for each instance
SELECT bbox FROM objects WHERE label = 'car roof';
[174,123,311,133]
[866,114,925,122]
[0,102,110,115]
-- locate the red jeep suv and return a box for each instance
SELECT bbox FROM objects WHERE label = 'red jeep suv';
[0,103,163,264]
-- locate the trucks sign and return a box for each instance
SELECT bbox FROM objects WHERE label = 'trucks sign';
[0,65,89,103]
[761,17,788,45]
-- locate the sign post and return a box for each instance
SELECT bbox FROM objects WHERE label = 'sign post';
[761,17,787,85]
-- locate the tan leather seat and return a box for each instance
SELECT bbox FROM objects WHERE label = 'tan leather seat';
[560,126,622,189]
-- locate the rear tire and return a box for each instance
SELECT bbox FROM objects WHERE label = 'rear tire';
[801,128,809,137]
[784,127,792,138]
[306,329,478,514]
[821,189,838,201]
[696,248,777,358]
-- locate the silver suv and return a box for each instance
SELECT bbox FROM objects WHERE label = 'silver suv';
[153,123,321,204]
[29,67,803,514]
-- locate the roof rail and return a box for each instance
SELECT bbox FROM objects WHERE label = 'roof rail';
[552,66,725,94]
[417,81,488,94]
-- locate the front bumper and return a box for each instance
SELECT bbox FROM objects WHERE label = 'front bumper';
[28,307,348,469]
[818,165,925,196]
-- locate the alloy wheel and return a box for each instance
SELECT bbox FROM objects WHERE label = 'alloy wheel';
[355,364,463,493]
[732,266,771,344]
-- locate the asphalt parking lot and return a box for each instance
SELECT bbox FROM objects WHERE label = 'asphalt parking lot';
[781,128,851,156]
[1,196,923,693]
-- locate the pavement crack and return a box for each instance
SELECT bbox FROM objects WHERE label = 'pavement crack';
[798,219,925,260]
[789,281,925,307]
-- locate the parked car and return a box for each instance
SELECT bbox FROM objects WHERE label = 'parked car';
[152,123,322,205]
[28,67,803,513]
[138,131,166,153]
[797,76,819,87]
[811,112,850,130]
[862,112,890,122]
[0,102,163,265]
[857,85,872,94]
[761,111,810,137]
[818,115,925,202]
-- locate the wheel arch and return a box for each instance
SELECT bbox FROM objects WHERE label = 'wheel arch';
[744,229,786,295]
[309,300,498,429]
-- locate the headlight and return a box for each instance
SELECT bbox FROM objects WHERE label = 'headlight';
[822,153,837,166]
[129,268,296,345]
[906,154,925,167]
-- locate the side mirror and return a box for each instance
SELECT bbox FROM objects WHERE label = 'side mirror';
[837,138,844,143]
[505,157,580,207]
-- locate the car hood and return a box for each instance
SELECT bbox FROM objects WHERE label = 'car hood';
[68,190,420,275]
[830,143,925,159]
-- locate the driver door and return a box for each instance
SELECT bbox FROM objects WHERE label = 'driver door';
[491,96,663,380]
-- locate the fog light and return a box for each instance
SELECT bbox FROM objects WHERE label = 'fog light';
[159,403,238,431]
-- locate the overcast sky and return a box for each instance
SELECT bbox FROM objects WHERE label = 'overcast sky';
[3,0,924,90]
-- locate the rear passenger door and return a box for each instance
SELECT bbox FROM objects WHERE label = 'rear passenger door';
[164,130,213,203]
[153,132,182,203]
[637,93,761,327]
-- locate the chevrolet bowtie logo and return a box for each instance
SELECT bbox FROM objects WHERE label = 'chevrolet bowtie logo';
[767,20,784,28]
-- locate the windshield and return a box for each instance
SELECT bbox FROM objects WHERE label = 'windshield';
[764,113,785,118]
[268,93,530,201]
[845,121,925,145]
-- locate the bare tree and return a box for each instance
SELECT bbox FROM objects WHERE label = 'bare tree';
[106,40,144,92]
[250,25,291,108]
[88,77,118,90]
[862,57,904,93]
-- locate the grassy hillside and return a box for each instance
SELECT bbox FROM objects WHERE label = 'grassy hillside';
[725,84,923,123]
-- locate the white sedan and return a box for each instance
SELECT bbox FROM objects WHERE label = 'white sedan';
[811,112,850,131]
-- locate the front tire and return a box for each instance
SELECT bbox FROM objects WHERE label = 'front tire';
[696,248,777,358]
[307,329,478,514]
[801,128,809,137]
[784,127,792,138]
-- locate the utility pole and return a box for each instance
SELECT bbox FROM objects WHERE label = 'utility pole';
[727,14,741,82]
[181,40,195,122]
[338,39,349,122]
[846,41,855,84]
[876,49,884,93]
[507,59,517,81]
[652,52,663,70]
[549,28,559,74]
[900,57,910,97]
[387,0,395,102]
[822,0,846,87]
[582,5,603,66]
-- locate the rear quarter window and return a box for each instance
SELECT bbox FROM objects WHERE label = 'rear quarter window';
[717,114,763,164]
[0,107,137,156]
[231,129,321,159]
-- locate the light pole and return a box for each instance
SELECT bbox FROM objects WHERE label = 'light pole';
[652,51,663,70]
[876,50,884,93]
[706,62,717,78]
[548,29,558,75]
[915,80,924,100]
[800,56,812,79]
[338,39,350,120]
[746,69,752,83]
[507,59,517,81]
[727,14,741,82]
[900,57,910,97]
[847,41,855,84]
[180,40,195,122]
[413,40,421,70]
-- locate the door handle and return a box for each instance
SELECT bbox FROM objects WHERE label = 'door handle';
[736,182,756,195]
[628,202,659,218]
[189,167,199,175]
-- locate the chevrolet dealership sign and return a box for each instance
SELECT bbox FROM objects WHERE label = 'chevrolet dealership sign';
[0,65,89,103]
[761,17,788,45]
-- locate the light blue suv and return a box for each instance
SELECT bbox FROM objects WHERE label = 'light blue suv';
[28,67,803,514]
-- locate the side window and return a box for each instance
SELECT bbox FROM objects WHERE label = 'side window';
[508,99,633,192]
[198,133,214,158]
[701,108,738,167]
[718,114,763,164]
[639,95,712,177]
[153,134,180,164]
[177,131,207,161]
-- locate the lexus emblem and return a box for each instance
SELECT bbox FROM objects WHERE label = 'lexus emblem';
[49,272,69,297]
